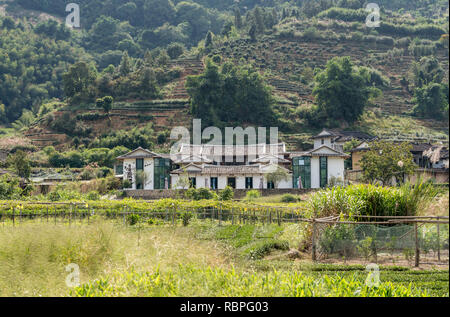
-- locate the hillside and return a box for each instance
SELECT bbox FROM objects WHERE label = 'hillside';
[0,0,449,158]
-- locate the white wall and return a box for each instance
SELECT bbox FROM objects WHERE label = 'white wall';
[328,157,345,182]
[311,157,320,189]
[314,137,332,149]
[123,159,136,190]
[277,176,293,189]
[144,158,154,190]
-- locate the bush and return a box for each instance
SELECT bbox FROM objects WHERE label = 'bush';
[218,186,234,201]
[86,191,100,201]
[245,190,261,201]
[0,176,22,199]
[185,188,217,200]
[123,179,132,189]
[127,214,140,226]
[48,191,62,202]
[181,211,193,226]
[281,194,300,203]
[319,224,357,258]
[307,181,438,218]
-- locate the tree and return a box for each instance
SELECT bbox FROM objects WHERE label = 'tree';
[221,21,233,38]
[413,82,448,119]
[62,62,97,102]
[253,6,265,34]
[360,141,416,186]
[409,57,448,119]
[102,96,113,113]
[249,23,257,42]
[265,166,289,188]
[409,56,444,90]
[234,8,243,29]
[119,51,132,76]
[204,31,214,52]
[167,43,184,59]
[313,56,380,125]
[186,59,275,127]
[7,150,31,179]
[143,0,176,29]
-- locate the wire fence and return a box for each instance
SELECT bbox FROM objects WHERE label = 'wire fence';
[0,203,448,267]
[312,216,449,267]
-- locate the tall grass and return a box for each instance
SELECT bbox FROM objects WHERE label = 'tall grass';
[307,180,438,218]
[0,222,230,296]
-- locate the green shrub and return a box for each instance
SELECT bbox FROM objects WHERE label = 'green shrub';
[184,188,217,200]
[245,190,261,201]
[307,181,437,218]
[246,239,289,260]
[218,186,234,201]
[86,191,100,201]
[123,179,132,189]
[319,224,356,258]
[281,194,300,203]
[126,214,140,226]
[48,191,62,202]
[181,211,193,226]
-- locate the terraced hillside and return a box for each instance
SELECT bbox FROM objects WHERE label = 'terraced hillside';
[211,35,449,117]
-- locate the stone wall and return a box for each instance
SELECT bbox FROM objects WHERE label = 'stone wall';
[124,188,313,200]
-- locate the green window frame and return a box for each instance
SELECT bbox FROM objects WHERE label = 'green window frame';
[320,156,328,188]
[189,177,196,188]
[210,177,218,190]
[293,157,311,189]
[136,158,144,170]
[154,158,171,189]
[245,177,253,189]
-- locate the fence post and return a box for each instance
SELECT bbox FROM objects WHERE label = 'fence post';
[437,219,441,262]
[231,208,234,225]
[219,206,222,226]
[415,222,420,267]
[277,210,281,226]
[172,208,175,226]
[312,218,317,262]
[46,207,49,223]
[12,207,15,227]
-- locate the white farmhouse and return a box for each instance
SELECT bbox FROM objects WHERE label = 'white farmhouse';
[116,129,350,190]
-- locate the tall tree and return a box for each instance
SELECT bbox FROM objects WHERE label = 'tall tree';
[119,51,132,77]
[360,141,416,186]
[234,7,243,29]
[313,56,380,124]
[7,150,31,179]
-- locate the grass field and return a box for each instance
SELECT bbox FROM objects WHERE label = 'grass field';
[0,220,447,297]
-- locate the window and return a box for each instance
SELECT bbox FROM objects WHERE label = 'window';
[115,164,123,175]
[136,158,144,170]
[320,156,328,188]
[321,139,324,145]
[227,177,236,189]
[210,177,218,190]
[154,158,171,189]
[189,177,196,188]
[293,157,311,189]
[267,181,275,189]
[245,177,253,189]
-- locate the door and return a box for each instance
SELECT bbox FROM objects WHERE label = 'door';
[227,177,236,189]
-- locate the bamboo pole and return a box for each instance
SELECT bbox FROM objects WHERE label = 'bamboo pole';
[415,223,420,267]
[312,218,317,262]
